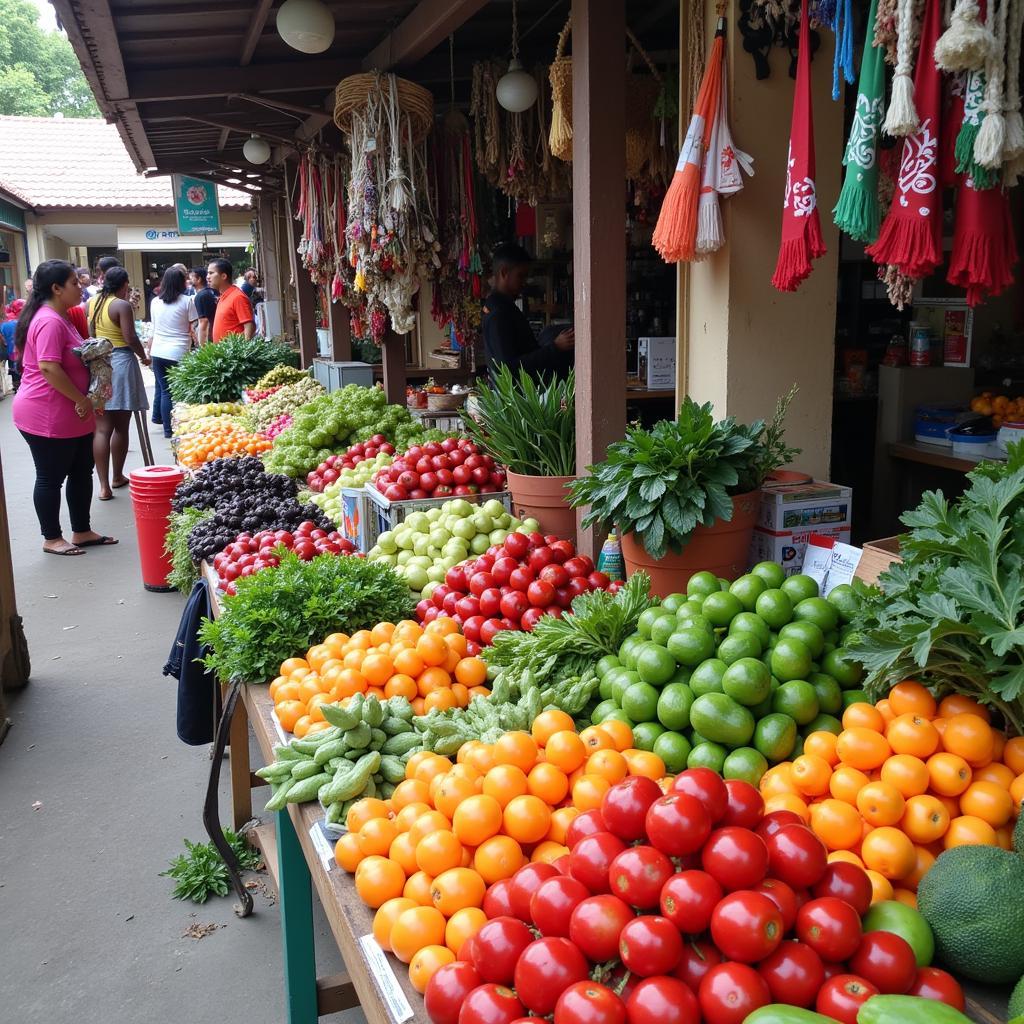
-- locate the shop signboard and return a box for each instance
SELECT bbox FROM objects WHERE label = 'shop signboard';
[171,175,221,235]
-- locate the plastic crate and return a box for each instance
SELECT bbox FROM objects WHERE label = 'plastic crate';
[364,485,512,543]
[336,487,374,552]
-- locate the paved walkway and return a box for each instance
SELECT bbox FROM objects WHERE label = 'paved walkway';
[0,392,355,1023]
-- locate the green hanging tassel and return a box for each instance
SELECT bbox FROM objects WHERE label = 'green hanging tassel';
[833,0,886,242]
[955,69,997,188]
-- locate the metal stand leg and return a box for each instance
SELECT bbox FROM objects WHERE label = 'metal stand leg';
[276,808,319,1024]
[134,409,155,466]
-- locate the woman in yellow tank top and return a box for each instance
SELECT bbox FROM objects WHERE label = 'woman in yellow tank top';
[87,267,151,500]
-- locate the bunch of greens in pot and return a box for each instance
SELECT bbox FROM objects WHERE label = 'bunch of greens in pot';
[568,389,799,559]
[465,366,576,477]
[849,442,1024,736]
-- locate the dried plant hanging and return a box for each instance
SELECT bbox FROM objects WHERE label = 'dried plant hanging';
[738,0,821,79]
[294,150,345,286]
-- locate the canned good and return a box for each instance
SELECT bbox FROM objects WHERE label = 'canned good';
[910,328,932,367]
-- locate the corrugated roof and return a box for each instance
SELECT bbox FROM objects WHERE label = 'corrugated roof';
[0,116,251,209]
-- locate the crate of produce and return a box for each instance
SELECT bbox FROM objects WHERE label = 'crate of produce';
[854,535,902,584]
[364,485,512,541]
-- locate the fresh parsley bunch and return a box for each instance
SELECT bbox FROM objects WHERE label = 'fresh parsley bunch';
[199,551,414,683]
[161,830,262,904]
[850,442,1024,736]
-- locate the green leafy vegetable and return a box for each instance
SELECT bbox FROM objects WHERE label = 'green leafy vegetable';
[161,829,262,904]
[200,551,415,683]
[850,441,1024,736]
[165,507,213,594]
[169,335,298,404]
[568,395,800,559]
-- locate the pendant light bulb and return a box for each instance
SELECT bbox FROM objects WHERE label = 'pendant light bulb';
[496,0,537,112]
[276,0,335,54]
[243,134,271,165]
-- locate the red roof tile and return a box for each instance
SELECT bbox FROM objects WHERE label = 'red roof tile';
[0,116,251,209]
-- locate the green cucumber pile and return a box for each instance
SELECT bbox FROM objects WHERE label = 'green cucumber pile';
[256,694,423,825]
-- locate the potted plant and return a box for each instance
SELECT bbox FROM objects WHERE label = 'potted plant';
[568,389,800,595]
[465,366,578,538]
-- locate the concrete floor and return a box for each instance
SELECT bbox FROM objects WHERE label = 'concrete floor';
[0,390,356,1023]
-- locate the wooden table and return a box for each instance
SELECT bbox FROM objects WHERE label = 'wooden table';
[888,440,980,473]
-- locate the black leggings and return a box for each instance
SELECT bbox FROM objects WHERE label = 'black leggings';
[19,430,95,540]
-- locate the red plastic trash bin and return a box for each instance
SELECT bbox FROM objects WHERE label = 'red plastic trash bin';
[129,465,185,592]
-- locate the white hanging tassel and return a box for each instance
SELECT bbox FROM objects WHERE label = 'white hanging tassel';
[885,0,921,136]
[974,0,1010,167]
[713,63,754,195]
[934,0,994,69]
[1001,0,1024,160]
[694,89,724,258]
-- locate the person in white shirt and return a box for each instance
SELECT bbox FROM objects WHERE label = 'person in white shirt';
[147,266,196,438]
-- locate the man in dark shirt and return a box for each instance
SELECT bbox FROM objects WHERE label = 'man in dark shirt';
[482,243,573,379]
[190,267,218,344]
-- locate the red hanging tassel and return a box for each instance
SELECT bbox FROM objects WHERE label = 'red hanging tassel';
[866,0,944,281]
[947,179,1018,306]
[772,0,826,292]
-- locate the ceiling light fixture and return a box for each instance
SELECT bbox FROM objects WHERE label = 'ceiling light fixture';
[276,0,335,54]
[496,0,538,113]
[243,134,271,164]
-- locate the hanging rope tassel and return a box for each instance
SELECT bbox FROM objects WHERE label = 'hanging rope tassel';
[999,0,1024,161]
[934,0,995,69]
[884,0,921,135]
[974,0,1010,166]
[832,0,856,100]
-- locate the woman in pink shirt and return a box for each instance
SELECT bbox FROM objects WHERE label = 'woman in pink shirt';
[12,260,118,555]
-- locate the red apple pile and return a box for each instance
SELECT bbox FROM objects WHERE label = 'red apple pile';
[372,438,507,503]
[306,435,397,492]
[243,385,283,403]
[416,531,615,645]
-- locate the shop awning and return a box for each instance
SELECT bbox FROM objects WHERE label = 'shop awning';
[116,226,253,252]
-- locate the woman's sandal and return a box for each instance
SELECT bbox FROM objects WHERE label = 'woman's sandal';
[76,535,118,547]
[44,544,86,556]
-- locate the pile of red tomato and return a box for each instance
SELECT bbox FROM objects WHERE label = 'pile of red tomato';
[424,769,965,1024]
[372,438,507,502]
[416,531,616,644]
[212,521,357,594]
[306,435,397,492]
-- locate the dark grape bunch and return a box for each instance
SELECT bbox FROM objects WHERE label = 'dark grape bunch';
[171,457,296,513]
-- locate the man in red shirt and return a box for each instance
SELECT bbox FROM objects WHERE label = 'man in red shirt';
[207,258,254,342]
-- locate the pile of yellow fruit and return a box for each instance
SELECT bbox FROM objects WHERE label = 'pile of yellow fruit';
[969,392,1024,428]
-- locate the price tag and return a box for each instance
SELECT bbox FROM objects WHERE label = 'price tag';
[270,710,288,746]
[309,820,335,872]
[359,934,414,1024]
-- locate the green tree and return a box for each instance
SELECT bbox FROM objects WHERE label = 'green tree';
[0,0,99,117]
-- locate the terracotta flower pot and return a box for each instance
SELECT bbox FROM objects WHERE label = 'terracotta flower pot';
[766,469,813,485]
[620,490,760,597]
[505,471,578,541]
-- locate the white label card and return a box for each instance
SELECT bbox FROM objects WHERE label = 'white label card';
[309,821,335,872]
[825,543,863,595]
[358,934,415,1024]
[270,710,288,746]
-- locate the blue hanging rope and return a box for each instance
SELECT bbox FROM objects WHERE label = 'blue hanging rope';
[831,0,855,99]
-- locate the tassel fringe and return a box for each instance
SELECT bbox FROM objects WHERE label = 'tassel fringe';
[955,118,997,185]
[885,72,920,135]
[975,110,1006,166]
[866,209,941,280]
[948,228,1017,305]
[694,190,724,259]
[833,176,882,243]
[652,165,701,263]
[771,226,826,292]
[933,0,994,71]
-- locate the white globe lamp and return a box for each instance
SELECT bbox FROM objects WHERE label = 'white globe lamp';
[277,0,335,55]
[243,134,271,165]
[495,0,537,113]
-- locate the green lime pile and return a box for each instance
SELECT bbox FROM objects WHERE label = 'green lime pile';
[590,563,866,785]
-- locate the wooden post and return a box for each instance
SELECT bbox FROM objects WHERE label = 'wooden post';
[328,300,352,362]
[380,332,407,404]
[572,0,627,558]
[283,163,317,368]
[256,196,282,305]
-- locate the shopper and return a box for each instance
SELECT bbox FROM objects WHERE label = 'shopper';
[208,258,254,341]
[87,266,150,501]
[190,267,217,345]
[2,298,24,391]
[12,260,116,555]
[92,255,120,292]
[482,242,574,380]
[148,266,196,439]
[77,268,93,301]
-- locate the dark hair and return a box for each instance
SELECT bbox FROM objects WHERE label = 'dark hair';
[76,267,90,277]
[89,266,130,335]
[209,257,233,278]
[159,266,187,304]
[190,267,208,285]
[96,255,120,275]
[491,242,531,274]
[14,259,77,353]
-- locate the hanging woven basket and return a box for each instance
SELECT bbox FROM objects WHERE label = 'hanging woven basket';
[334,71,435,143]
[547,21,663,178]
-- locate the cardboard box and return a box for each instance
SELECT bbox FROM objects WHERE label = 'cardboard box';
[337,487,373,552]
[757,481,853,532]
[749,524,852,576]
[854,536,903,584]
[365,485,512,544]
[637,337,676,389]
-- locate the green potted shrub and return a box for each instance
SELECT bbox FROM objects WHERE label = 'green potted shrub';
[568,390,799,595]
[465,366,578,538]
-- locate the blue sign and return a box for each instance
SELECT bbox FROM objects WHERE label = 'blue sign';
[171,175,221,236]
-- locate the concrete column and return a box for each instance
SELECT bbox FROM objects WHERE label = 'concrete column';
[685,0,841,479]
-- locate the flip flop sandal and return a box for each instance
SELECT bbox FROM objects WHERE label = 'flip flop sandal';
[44,545,86,556]
[77,535,118,547]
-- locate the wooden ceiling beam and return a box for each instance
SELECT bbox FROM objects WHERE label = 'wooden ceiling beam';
[240,0,276,65]
[234,92,331,120]
[363,0,489,70]
[125,59,357,102]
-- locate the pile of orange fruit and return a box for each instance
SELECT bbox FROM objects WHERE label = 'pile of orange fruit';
[269,616,491,738]
[761,682,1024,908]
[176,421,271,468]
[332,713,668,993]
[969,391,1024,428]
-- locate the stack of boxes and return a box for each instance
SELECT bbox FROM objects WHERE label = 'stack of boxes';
[748,481,853,576]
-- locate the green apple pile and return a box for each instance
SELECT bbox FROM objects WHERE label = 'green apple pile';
[366,498,539,597]
[590,563,867,785]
